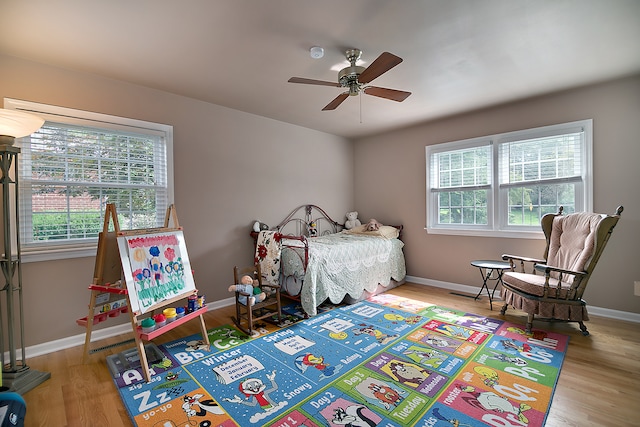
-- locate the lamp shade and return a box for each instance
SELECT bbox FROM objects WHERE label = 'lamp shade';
[0,108,45,139]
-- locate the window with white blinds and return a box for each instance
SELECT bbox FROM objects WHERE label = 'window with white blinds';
[426,120,592,238]
[4,98,173,261]
[428,143,492,227]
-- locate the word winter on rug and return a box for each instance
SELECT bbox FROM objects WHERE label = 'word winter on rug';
[114,295,568,427]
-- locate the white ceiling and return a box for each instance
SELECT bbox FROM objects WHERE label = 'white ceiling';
[1,0,639,139]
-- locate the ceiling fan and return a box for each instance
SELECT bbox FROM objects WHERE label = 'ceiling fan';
[288,49,411,111]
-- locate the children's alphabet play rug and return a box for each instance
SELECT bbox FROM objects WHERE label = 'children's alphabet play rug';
[113,294,569,427]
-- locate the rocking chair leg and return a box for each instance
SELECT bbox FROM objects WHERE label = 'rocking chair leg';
[525,313,534,334]
[500,303,508,315]
[578,321,590,336]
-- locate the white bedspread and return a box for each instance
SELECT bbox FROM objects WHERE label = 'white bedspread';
[280,232,406,316]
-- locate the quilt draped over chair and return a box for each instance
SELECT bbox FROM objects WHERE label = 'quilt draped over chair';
[500,206,623,335]
[254,230,282,286]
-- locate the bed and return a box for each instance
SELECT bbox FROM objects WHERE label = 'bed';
[253,205,406,316]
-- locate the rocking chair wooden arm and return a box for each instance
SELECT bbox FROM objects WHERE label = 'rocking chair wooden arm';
[534,263,587,279]
[502,254,547,273]
[261,283,281,291]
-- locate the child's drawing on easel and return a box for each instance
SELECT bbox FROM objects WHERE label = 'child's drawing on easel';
[118,230,196,315]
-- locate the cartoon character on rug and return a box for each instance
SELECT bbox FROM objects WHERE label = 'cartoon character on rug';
[352,324,398,345]
[387,360,430,388]
[438,323,474,340]
[182,393,225,418]
[368,383,403,409]
[354,377,407,410]
[151,356,174,371]
[431,407,475,427]
[457,384,532,425]
[223,370,280,412]
[294,353,342,379]
[499,338,533,354]
[506,326,549,341]
[382,312,422,325]
[402,347,447,369]
[185,339,210,352]
[423,335,455,349]
[217,326,251,342]
[474,366,500,388]
[331,404,378,427]
[489,351,528,367]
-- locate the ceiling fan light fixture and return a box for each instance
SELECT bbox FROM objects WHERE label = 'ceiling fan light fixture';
[338,65,365,87]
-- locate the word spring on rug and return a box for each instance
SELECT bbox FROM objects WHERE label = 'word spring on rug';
[114,294,569,427]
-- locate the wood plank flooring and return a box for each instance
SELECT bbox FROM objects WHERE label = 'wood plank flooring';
[20,283,640,426]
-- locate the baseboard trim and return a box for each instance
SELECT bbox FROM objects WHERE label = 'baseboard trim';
[405,275,640,324]
[14,282,639,361]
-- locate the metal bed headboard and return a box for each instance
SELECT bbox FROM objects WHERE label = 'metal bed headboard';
[273,204,343,237]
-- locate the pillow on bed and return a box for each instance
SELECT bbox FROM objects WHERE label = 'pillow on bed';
[344,224,400,239]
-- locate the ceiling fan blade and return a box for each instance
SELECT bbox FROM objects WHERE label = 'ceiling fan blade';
[363,86,411,102]
[358,52,403,84]
[288,77,341,87]
[322,93,349,111]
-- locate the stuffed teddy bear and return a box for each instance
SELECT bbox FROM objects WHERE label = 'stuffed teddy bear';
[228,275,266,306]
[365,218,382,231]
[344,211,361,230]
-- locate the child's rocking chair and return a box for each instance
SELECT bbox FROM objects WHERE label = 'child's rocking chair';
[230,264,282,336]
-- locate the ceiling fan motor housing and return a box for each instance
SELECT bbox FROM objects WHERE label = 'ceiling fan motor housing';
[339,66,365,95]
[339,48,365,96]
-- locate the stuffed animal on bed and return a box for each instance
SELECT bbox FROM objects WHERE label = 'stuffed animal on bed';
[344,211,361,230]
[308,221,318,237]
[228,275,266,306]
[252,221,269,233]
[365,218,383,231]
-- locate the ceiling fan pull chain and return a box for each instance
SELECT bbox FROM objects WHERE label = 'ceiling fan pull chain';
[359,91,363,124]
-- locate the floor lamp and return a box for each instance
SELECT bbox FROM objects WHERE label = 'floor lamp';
[0,109,51,394]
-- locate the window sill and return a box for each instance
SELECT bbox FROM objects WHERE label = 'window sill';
[21,244,98,263]
[425,227,544,240]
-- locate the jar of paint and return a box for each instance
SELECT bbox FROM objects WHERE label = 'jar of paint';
[163,307,177,322]
[176,306,185,318]
[141,317,156,333]
[153,313,166,328]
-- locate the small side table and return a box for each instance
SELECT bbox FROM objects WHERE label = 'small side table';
[470,260,511,310]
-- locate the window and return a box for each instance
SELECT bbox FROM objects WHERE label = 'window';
[426,120,592,238]
[4,98,173,261]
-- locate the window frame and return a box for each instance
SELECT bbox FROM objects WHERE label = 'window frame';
[4,98,174,262]
[425,120,593,239]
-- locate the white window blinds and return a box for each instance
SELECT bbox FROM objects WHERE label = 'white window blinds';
[19,122,168,247]
[498,128,584,187]
[5,98,173,260]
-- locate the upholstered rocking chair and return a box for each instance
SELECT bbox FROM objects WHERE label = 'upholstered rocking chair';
[500,206,623,335]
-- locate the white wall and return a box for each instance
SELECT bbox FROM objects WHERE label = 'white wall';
[0,54,353,347]
[353,75,640,315]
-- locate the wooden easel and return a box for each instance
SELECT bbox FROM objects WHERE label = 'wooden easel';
[79,204,210,382]
[78,204,130,363]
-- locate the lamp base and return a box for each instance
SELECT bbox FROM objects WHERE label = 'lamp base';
[2,365,51,395]
[0,135,16,146]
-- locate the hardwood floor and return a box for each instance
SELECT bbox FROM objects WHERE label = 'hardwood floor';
[20,283,640,426]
